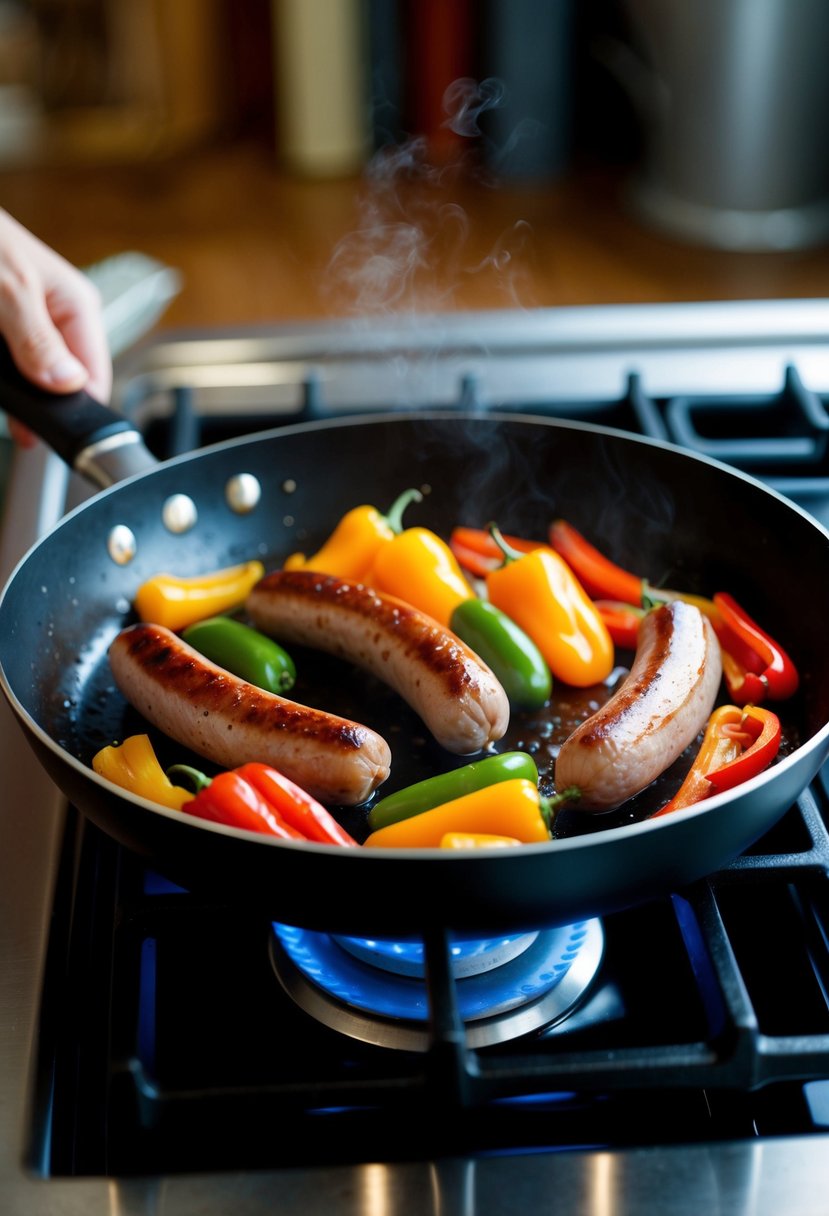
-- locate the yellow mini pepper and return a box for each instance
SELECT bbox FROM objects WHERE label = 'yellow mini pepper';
[134,560,264,632]
[440,832,522,849]
[92,734,192,810]
[369,527,474,626]
[286,488,473,625]
[486,525,614,688]
[362,778,551,848]
[283,488,422,582]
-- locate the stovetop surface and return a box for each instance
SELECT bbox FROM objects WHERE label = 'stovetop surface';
[34,788,829,1181]
[4,301,829,1214]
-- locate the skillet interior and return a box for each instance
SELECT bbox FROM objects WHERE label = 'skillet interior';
[2,413,829,931]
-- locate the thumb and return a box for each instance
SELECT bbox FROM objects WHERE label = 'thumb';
[5,317,89,393]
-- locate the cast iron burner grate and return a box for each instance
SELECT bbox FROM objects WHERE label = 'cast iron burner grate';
[127,357,829,529]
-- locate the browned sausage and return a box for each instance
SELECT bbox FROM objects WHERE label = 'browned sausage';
[108,622,391,805]
[246,570,510,754]
[554,600,722,811]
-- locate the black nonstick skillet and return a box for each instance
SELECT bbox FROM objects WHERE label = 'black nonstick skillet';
[1,348,828,936]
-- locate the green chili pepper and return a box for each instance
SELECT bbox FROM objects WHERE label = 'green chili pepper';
[367,750,539,832]
[182,616,296,694]
[449,598,552,711]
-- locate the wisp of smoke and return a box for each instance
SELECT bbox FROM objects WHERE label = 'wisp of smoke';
[323,77,536,319]
[443,77,505,138]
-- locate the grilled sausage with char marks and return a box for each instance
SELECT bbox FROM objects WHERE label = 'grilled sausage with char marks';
[246,570,510,754]
[554,600,722,811]
[108,622,391,806]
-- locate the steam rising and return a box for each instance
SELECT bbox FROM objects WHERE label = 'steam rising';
[319,79,561,526]
[323,78,534,317]
[443,77,504,138]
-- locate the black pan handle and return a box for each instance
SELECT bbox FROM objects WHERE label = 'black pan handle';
[0,337,157,488]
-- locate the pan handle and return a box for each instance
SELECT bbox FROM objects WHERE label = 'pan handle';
[0,337,158,489]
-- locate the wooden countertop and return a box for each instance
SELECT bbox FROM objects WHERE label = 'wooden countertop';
[2,139,829,334]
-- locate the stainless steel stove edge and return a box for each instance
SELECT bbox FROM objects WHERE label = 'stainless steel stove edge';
[2,1131,829,1215]
[112,297,829,423]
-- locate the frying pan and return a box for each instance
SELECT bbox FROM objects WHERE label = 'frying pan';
[2,350,829,938]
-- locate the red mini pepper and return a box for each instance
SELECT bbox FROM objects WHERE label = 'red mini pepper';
[548,520,644,607]
[711,592,799,704]
[593,600,646,650]
[449,526,544,578]
[705,705,782,794]
[235,762,357,845]
[653,705,746,817]
[180,769,306,839]
[170,763,357,845]
[653,703,781,817]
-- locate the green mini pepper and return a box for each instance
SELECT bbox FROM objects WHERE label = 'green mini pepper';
[367,750,539,832]
[182,616,296,694]
[449,597,552,711]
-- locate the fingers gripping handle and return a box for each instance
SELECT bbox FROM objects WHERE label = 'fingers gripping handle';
[0,337,156,487]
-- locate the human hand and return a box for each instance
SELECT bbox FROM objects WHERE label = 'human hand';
[0,209,112,447]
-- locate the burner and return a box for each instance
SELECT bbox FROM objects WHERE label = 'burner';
[269,920,604,1049]
[334,930,541,977]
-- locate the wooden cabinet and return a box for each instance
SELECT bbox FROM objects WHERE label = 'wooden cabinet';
[2,0,235,165]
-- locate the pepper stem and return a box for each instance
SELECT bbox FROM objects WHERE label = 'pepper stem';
[487,521,522,566]
[385,488,423,534]
[540,786,581,832]
[166,764,212,793]
[641,583,667,610]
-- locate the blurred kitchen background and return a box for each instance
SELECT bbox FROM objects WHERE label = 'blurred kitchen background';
[1,0,829,331]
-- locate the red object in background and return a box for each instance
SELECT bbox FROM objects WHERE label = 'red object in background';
[404,0,475,162]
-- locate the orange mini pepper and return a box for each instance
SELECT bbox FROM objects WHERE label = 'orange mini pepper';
[486,525,614,688]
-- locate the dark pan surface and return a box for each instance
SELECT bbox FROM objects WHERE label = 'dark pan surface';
[3,413,829,935]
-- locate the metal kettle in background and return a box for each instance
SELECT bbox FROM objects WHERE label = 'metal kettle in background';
[617,0,829,250]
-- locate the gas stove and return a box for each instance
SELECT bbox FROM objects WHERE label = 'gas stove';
[2,300,829,1215]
